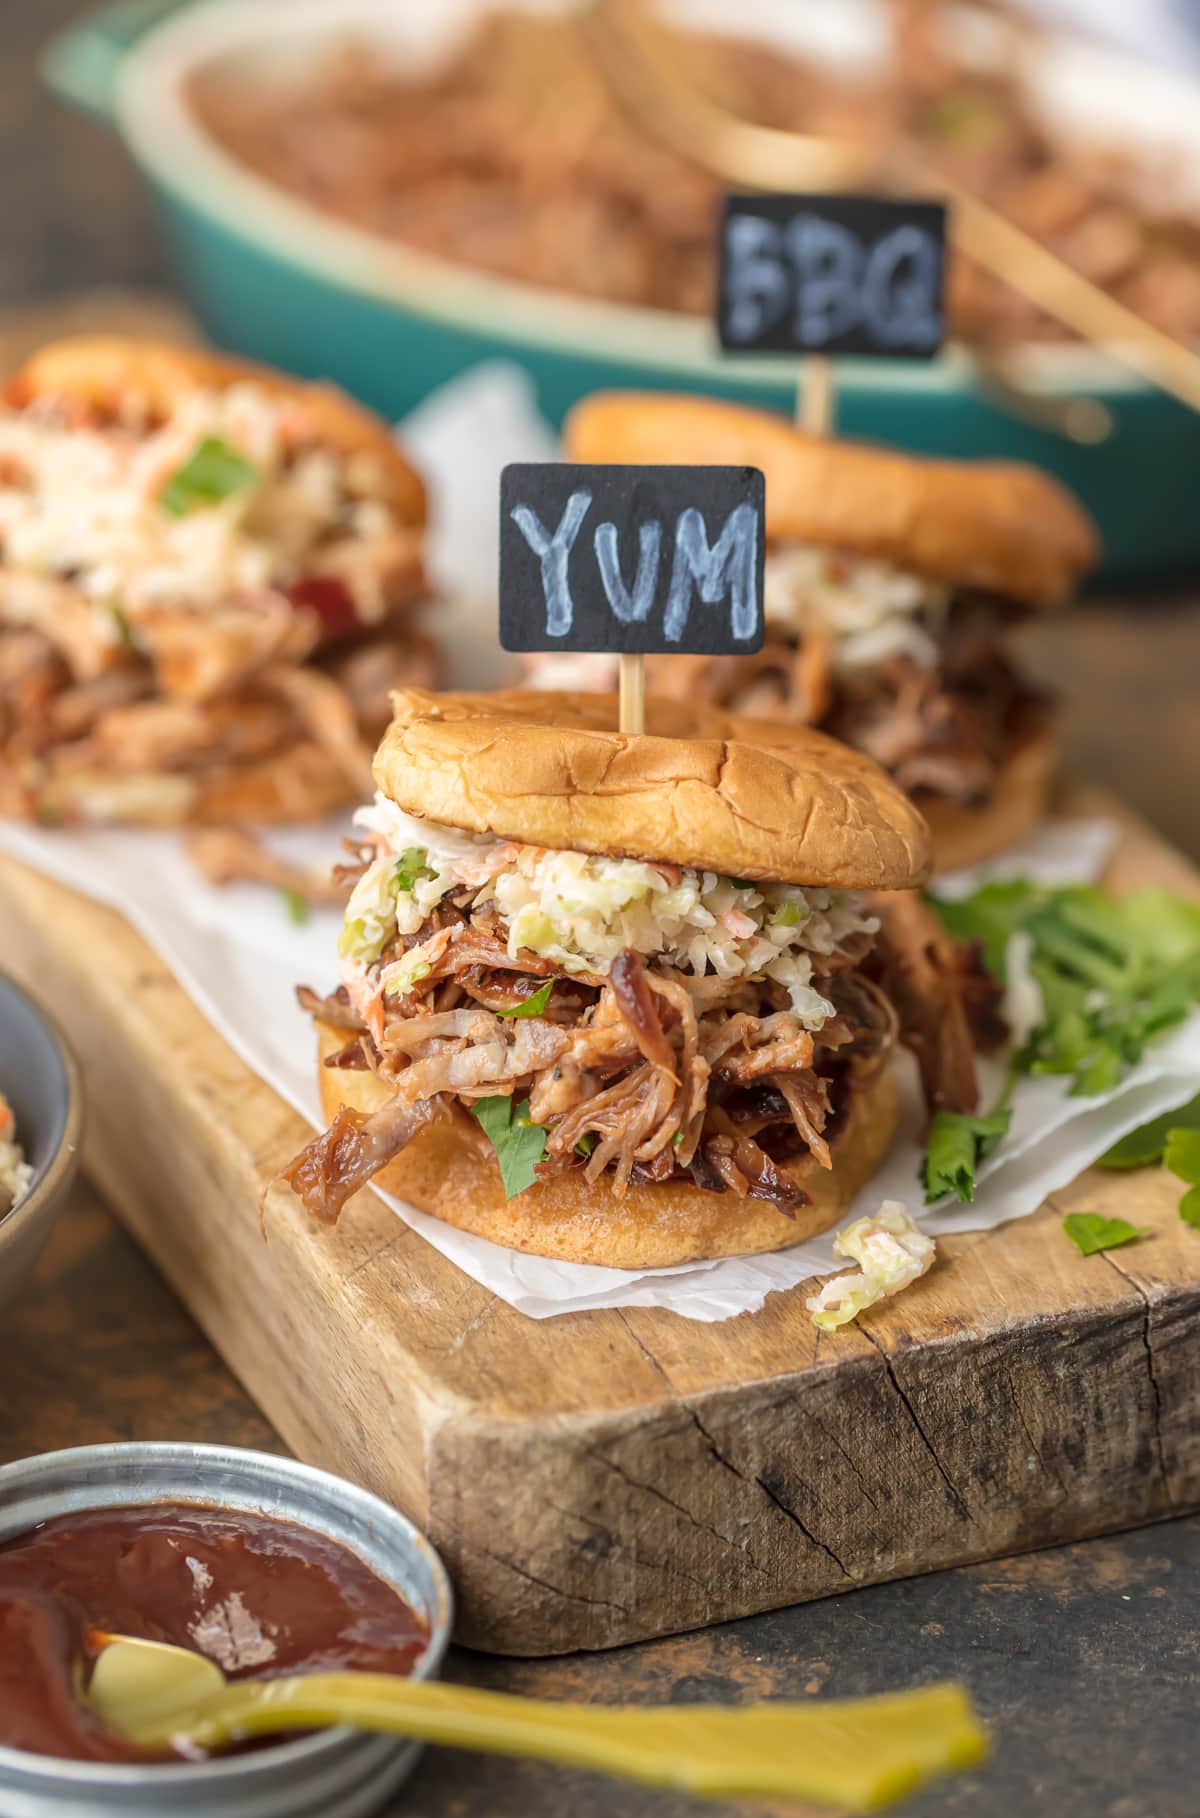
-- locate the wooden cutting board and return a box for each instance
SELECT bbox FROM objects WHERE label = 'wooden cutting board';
[2,785,1198,1656]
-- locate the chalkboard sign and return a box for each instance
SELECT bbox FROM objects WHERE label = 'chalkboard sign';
[499,463,765,655]
[717,195,947,359]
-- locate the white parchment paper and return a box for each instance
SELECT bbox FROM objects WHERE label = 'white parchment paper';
[1,364,1195,1321]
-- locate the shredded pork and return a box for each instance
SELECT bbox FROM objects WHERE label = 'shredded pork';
[865,892,1005,1114]
[280,889,910,1222]
[628,595,1046,812]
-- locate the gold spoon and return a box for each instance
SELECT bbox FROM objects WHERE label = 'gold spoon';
[583,0,1200,423]
[86,1632,988,1811]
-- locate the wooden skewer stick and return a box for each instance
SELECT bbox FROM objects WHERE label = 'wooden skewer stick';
[619,652,645,736]
[798,355,835,436]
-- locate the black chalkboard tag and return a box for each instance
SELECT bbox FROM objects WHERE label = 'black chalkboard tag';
[717,194,947,360]
[499,463,766,657]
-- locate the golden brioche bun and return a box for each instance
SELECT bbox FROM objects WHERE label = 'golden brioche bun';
[381,685,763,744]
[923,721,1058,876]
[317,1019,900,1266]
[565,393,1096,608]
[401,687,1051,873]
[9,337,426,525]
[380,685,1048,873]
[377,687,931,889]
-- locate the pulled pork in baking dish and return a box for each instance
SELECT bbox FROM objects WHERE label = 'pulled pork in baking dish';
[0,378,433,825]
[282,798,1000,1222]
[529,550,1047,810]
[192,5,1200,346]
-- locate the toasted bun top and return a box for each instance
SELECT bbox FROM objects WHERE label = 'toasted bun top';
[565,393,1096,609]
[8,337,426,525]
[375,687,931,888]
[385,685,809,744]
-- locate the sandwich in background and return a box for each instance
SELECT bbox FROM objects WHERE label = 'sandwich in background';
[0,337,435,828]
[532,393,1098,871]
[276,687,999,1267]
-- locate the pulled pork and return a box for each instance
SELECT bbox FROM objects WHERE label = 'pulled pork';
[643,597,1048,811]
[865,892,1004,1115]
[281,896,904,1224]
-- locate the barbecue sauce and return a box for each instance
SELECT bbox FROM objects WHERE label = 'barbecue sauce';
[0,1502,427,1763]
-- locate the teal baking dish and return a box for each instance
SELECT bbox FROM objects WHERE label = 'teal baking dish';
[42,0,1200,578]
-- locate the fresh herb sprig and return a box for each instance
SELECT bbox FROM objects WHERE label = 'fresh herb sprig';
[921,1108,1011,1206]
[470,1095,547,1198]
[160,436,257,515]
[924,883,1200,1205]
[496,979,555,1020]
[1062,1213,1148,1256]
[1099,1093,1200,1170]
[1165,1129,1200,1230]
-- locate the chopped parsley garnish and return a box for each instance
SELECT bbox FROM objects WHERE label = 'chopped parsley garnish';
[393,847,436,894]
[925,882,1200,1202]
[1164,1128,1200,1230]
[497,979,555,1020]
[470,1095,547,1198]
[1062,1213,1148,1256]
[281,888,309,925]
[160,436,257,516]
[931,878,1034,978]
[1099,1093,1200,1170]
[921,1109,1011,1206]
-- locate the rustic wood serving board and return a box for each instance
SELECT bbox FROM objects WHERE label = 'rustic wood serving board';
[2,786,1198,1656]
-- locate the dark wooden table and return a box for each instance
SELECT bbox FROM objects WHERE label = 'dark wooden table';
[2,1174,1199,1818]
[3,6,1199,1811]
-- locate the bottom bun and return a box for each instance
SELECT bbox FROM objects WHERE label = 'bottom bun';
[923,721,1057,876]
[316,1022,900,1266]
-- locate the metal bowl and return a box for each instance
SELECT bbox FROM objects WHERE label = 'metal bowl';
[0,1443,454,1818]
[0,970,83,1312]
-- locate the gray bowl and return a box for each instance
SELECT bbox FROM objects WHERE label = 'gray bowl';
[0,970,83,1311]
[0,1442,454,1818]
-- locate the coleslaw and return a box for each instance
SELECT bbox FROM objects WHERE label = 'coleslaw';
[340,795,878,1029]
[0,382,404,637]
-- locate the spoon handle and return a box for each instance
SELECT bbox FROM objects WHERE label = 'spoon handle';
[144,1676,987,1811]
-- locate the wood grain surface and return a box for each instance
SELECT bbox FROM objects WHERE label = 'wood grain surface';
[3,1184,1196,1818]
[1,786,1197,1654]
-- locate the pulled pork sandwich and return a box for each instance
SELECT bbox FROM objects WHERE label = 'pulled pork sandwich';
[0,338,434,827]
[542,394,1098,872]
[277,686,947,1268]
